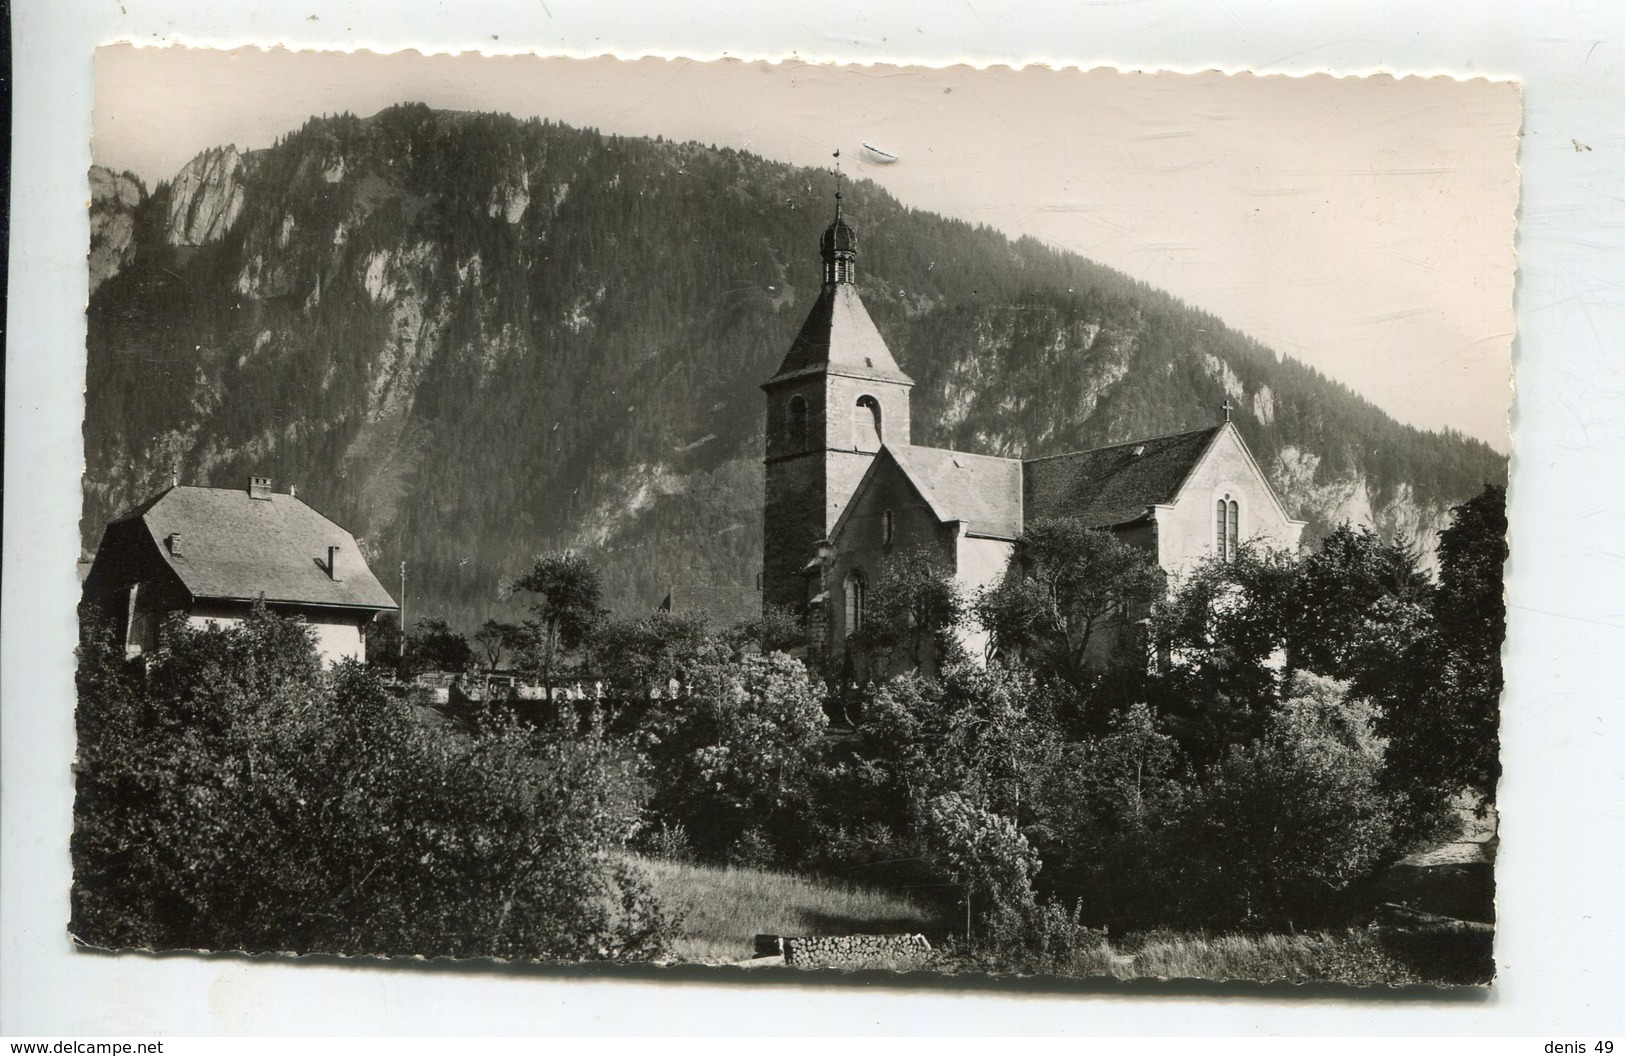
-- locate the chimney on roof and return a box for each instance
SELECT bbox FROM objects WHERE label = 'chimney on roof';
[1133,445,1146,457]
[249,476,273,500]
[167,532,183,556]
[327,544,344,582]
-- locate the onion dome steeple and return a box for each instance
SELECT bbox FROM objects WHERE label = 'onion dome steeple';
[763,173,912,390]
[821,185,857,286]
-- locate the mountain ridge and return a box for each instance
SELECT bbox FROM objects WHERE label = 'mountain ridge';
[83,103,1506,627]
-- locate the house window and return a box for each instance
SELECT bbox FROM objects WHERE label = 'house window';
[787,395,808,450]
[882,509,895,546]
[844,570,867,637]
[1215,495,1239,561]
[854,395,882,451]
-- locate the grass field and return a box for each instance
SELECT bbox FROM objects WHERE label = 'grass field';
[626,854,943,964]
[1099,928,1435,985]
[630,855,1487,984]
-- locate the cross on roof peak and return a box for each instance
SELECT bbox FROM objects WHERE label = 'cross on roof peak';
[1222,399,1233,423]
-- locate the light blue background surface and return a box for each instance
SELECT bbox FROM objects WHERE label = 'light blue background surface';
[5,0,1622,1035]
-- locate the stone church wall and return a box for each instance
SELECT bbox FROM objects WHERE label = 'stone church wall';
[954,531,1016,663]
[826,453,956,649]
[762,372,911,616]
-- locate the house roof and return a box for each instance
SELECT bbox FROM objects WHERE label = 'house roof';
[763,284,913,388]
[660,585,764,627]
[108,485,397,611]
[1022,425,1224,528]
[888,444,1025,540]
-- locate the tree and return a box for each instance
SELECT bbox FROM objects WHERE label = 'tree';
[729,603,805,657]
[473,618,524,673]
[634,648,829,862]
[1370,484,1506,818]
[849,548,965,677]
[1026,702,1185,922]
[921,791,1041,943]
[1432,482,1507,799]
[410,616,475,674]
[1149,543,1300,758]
[364,611,414,681]
[1288,523,1433,681]
[978,518,1165,682]
[1169,673,1396,928]
[858,664,1059,825]
[72,604,675,960]
[590,610,711,697]
[510,551,603,690]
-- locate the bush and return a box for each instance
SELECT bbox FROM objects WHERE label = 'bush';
[638,820,694,863]
[1025,701,1186,926]
[72,605,675,961]
[1167,673,1397,929]
[726,827,780,870]
[921,791,1040,942]
[634,648,828,861]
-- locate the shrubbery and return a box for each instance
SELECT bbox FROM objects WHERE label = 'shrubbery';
[72,605,673,960]
[74,487,1502,973]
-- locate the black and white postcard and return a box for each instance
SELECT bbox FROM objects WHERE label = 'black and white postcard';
[73,48,1518,987]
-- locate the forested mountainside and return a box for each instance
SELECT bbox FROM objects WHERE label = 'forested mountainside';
[84,104,1506,626]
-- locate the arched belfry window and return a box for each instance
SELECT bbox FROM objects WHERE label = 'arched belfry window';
[844,570,867,637]
[1215,494,1239,561]
[787,395,809,450]
[854,395,882,452]
[882,510,895,546]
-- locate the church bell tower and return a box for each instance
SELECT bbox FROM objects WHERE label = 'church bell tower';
[760,191,914,619]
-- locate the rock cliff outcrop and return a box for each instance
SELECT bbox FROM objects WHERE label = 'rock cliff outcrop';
[88,167,144,293]
[164,146,246,246]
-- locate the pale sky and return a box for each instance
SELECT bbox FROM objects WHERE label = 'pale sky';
[93,47,1520,449]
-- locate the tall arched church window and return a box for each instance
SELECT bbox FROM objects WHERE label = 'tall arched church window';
[854,395,882,451]
[844,570,867,637]
[787,395,808,450]
[1215,494,1239,561]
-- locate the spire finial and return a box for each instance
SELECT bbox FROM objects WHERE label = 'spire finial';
[1222,399,1233,423]
[833,148,843,220]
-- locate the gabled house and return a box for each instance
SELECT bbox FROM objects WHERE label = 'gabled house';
[82,477,398,665]
[761,200,1305,674]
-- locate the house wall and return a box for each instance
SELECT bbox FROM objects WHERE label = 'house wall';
[82,519,194,657]
[1154,426,1304,580]
[186,600,372,665]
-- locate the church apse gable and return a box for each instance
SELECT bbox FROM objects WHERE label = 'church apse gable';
[1149,422,1305,576]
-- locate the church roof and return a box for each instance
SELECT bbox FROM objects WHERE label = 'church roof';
[889,445,1025,540]
[100,485,397,611]
[763,284,914,388]
[1022,425,1224,528]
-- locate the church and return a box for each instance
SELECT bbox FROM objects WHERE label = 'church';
[762,197,1306,673]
